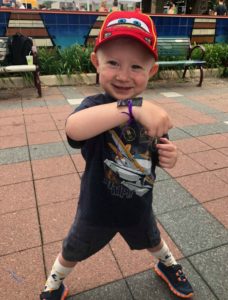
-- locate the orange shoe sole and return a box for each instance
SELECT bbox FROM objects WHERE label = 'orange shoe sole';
[154,265,194,299]
[61,285,69,300]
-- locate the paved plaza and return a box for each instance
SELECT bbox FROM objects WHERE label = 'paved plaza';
[0,78,228,299]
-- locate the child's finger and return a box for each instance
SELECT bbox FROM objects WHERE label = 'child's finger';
[158,149,173,157]
[157,143,175,152]
[158,137,170,144]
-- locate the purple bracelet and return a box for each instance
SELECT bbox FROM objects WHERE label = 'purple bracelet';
[121,99,134,124]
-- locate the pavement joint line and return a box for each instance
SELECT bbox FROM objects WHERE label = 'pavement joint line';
[186,258,220,300]
[182,242,228,260]
[156,201,206,216]
[22,110,48,279]
[107,244,136,299]
[156,199,228,230]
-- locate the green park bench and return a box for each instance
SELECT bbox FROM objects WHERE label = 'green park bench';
[157,37,206,87]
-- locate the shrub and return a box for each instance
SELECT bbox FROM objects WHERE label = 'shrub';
[190,43,228,76]
[37,43,228,77]
[38,44,95,76]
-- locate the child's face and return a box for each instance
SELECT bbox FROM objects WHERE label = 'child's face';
[91,38,156,100]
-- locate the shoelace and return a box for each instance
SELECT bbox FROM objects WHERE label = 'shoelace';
[172,264,187,282]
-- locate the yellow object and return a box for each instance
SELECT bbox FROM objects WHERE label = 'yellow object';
[25,0,38,8]
[26,55,33,65]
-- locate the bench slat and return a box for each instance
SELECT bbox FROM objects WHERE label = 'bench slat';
[0,65,36,73]
[159,60,206,67]
[157,37,190,57]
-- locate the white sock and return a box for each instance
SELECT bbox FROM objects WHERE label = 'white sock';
[44,257,74,292]
[152,240,177,266]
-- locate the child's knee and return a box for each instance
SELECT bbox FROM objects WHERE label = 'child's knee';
[62,238,92,262]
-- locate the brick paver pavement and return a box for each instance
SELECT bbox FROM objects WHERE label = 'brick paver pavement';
[0,78,228,299]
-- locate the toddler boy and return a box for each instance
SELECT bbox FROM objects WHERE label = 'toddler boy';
[40,11,193,300]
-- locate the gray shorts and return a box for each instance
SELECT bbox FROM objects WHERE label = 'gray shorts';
[62,210,161,262]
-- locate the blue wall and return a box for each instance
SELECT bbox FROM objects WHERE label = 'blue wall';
[0,11,10,36]
[0,10,228,48]
[215,17,228,43]
[153,15,195,37]
[40,13,98,47]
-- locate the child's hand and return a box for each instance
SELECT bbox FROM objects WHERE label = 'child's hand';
[133,101,173,137]
[156,138,177,169]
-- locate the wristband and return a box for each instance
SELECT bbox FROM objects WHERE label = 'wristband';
[121,99,134,123]
[118,97,142,123]
[117,97,143,107]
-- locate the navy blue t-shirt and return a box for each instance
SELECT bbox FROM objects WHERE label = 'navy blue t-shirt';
[67,93,160,227]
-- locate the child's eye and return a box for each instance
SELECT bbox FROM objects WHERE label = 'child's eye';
[107,60,119,67]
[132,65,143,70]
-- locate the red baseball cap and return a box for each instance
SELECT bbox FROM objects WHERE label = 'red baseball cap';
[95,11,158,60]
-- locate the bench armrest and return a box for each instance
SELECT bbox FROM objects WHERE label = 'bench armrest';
[188,44,205,60]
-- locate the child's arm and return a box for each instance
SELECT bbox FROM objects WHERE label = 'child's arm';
[66,102,127,141]
[156,137,177,169]
[66,101,172,141]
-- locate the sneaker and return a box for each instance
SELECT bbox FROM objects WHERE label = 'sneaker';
[40,284,69,300]
[154,262,194,298]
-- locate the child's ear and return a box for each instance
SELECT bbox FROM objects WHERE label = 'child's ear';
[90,52,99,71]
[149,63,159,77]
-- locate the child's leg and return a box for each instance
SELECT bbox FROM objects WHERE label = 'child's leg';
[120,212,193,299]
[41,213,116,297]
[148,239,177,266]
[43,253,77,292]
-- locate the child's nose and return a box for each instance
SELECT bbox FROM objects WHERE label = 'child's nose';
[116,68,129,81]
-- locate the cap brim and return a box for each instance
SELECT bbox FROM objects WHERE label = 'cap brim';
[95,32,158,61]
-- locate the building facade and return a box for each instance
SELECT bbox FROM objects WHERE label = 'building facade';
[143,0,228,14]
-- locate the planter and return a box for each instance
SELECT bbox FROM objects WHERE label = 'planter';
[0,68,223,89]
[0,73,97,88]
